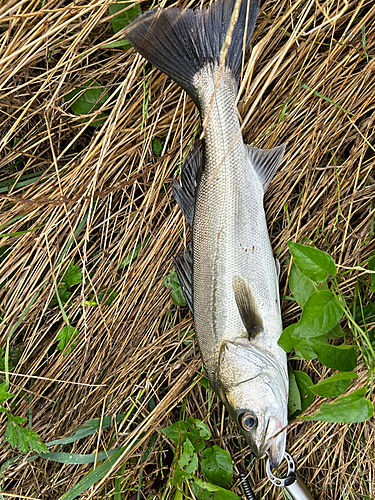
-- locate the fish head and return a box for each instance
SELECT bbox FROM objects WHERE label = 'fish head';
[217,340,288,467]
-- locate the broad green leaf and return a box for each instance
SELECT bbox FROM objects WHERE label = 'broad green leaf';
[300,388,373,423]
[294,338,318,360]
[313,343,358,371]
[289,263,316,308]
[279,324,332,359]
[162,418,210,452]
[327,323,345,339]
[163,268,187,307]
[278,324,297,352]
[288,242,337,282]
[58,446,126,500]
[4,417,48,453]
[293,291,343,338]
[294,371,314,412]
[173,438,198,485]
[64,81,109,127]
[201,446,233,488]
[288,369,301,417]
[191,478,241,500]
[109,1,142,34]
[62,261,83,288]
[56,326,79,355]
[0,383,13,403]
[40,447,122,464]
[310,371,357,398]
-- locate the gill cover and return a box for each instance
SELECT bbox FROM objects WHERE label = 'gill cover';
[217,340,288,466]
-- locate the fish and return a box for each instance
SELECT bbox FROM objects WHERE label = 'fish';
[125,0,289,467]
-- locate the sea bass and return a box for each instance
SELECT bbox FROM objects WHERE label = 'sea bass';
[125,0,289,466]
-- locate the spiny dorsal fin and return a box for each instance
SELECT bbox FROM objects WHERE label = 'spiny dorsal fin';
[246,144,287,192]
[172,148,202,227]
[232,276,263,339]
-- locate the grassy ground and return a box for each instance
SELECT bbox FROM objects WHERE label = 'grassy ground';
[0,0,374,498]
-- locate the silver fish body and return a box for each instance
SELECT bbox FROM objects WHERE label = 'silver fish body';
[193,65,288,464]
[125,0,289,466]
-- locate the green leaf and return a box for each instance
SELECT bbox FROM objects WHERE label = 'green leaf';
[293,291,343,338]
[56,326,79,355]
[294,371,314,412]
[294,338,318,360]
[201,446,233,488]
[163,268,187,306]
[161,418,211,452]
[278,324,297,353]
[4,417,48,453]
[109,1,142,34]
[102,40,132,49]
[300,388,373,423]
[288,369,302,417]
[369,253,375,291]
[200,377,210,389]
[40,447,122,464]
[288,242,337,282]
[173,438,198,485]
[64,81,109,127]
[0,383,13,404]
[314,343,358,371]
[46,413,126,446]
[62,261,83,288]
[58,446,126,500]
[119,238,150,268]
[289,263,316,308]
[355,302,375,327]
[52,285,71,304]
[191,478,241,500]
[152,138,163,157]
[310,371,357,398]
[279,324,319,359]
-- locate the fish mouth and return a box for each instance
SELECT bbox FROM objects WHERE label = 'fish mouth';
[260,416,286,468]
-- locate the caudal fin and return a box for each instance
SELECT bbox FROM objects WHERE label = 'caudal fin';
[124,0,259,106]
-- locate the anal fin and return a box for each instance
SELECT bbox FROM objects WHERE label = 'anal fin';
[232,276,263,339]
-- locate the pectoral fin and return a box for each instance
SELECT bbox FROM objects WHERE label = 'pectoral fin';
[232,277,263,339]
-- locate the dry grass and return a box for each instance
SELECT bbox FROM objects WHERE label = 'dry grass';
[0,0,374,498]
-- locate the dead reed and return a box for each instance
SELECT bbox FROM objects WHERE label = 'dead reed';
[0,0,374,498]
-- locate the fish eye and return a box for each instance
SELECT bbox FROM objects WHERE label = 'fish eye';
[240,412,258,431]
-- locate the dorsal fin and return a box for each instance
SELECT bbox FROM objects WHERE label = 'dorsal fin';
[232,276,263,339]
[172,148,202,227]
[246,144,287,192]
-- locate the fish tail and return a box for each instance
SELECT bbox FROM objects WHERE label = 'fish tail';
[124,0,260,106]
